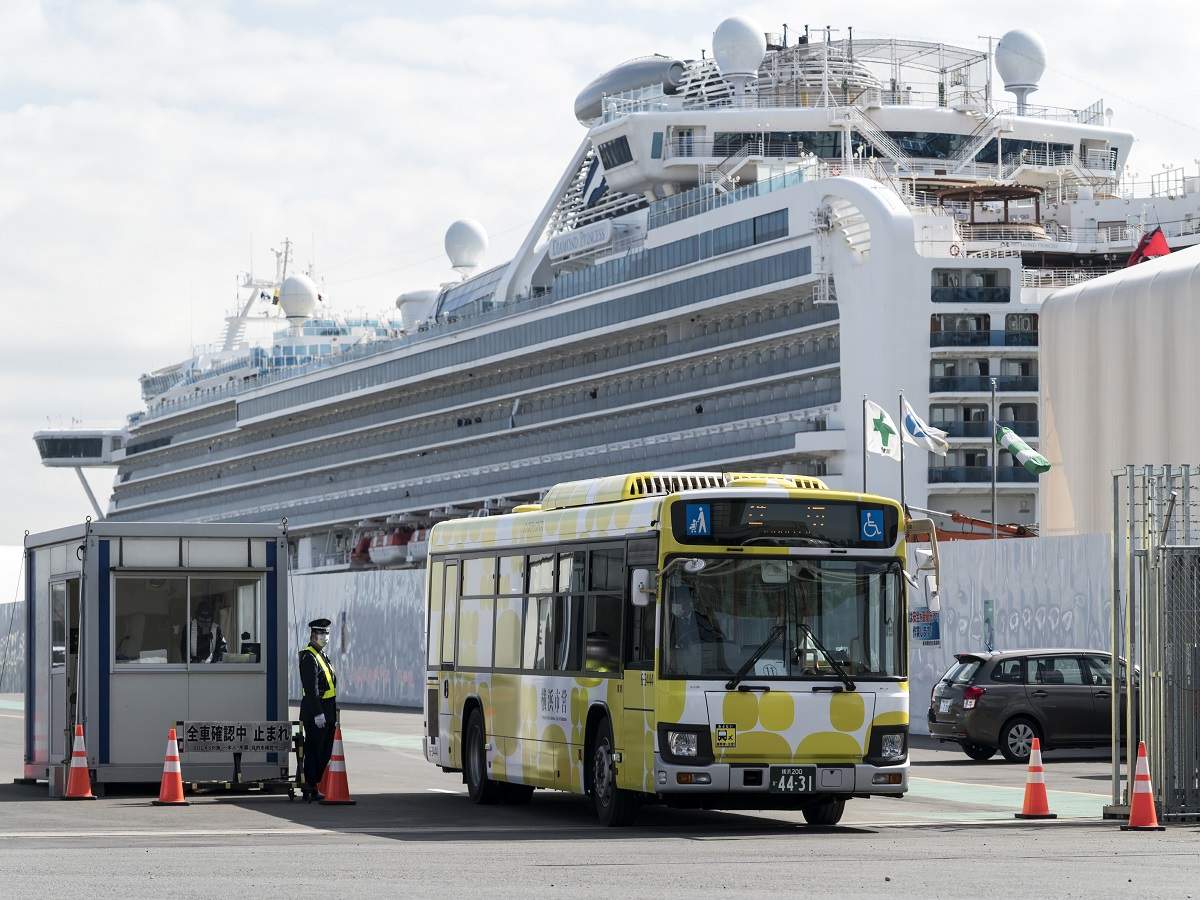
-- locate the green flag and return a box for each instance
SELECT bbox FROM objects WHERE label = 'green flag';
[996,424,1050,475]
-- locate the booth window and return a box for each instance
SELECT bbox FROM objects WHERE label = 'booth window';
[114,577,188,664]
[189,578,261,664]
[113,575,263,668]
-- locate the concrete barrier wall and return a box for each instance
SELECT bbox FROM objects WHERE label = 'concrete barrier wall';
[909,533,1112,736]
[287,567,426,708]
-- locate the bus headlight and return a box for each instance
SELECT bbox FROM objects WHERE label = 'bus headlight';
[880,733,905,761]
[667,731,698,757]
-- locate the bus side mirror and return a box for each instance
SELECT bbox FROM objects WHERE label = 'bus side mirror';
[631,568,654,607]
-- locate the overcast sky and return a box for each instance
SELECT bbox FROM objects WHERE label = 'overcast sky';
[1,0,1198,552]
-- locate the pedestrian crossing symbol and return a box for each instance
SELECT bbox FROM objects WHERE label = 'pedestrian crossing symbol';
[685,503,712,537]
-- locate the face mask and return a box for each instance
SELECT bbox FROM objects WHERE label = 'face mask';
[314,633,328,649]
[671,602,686,618]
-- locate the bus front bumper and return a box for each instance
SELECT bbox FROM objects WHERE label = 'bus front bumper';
[651,756,907,804]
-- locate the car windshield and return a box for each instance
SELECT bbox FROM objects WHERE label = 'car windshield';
[662,557,904,679]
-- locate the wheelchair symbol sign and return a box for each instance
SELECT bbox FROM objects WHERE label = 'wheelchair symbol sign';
[860,509,885,542]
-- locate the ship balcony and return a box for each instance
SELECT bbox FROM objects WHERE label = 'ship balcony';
[940,419,1038,439]
[928,465,1038,484]
[930,330,1037,348]
[929,375,1038,394]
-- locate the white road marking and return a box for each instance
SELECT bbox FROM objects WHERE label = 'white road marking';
[427,788,461,794]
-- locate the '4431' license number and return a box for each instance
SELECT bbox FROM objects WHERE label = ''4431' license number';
[769,765,816,793]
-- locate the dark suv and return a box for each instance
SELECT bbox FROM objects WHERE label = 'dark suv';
[928,649,1135,762]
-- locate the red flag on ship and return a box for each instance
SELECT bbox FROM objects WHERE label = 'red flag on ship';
[1126,226,1170,266]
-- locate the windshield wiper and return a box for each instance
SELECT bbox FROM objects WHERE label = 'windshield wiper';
[796,622,856,691]
[726,623,786,691]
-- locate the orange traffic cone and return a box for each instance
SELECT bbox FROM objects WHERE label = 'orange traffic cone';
[153,727,189,806]
[1122,741,1165,831]
[63,723,96,800]
[1015,737,1056,819]
[318,727,355,805]
[317,761,331,798]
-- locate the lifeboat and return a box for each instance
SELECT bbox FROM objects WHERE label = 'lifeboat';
[368,528,413,567]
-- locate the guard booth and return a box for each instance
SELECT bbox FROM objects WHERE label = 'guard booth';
[21,521,290,795]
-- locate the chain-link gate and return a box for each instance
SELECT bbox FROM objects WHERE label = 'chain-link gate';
[1158,549,1200,819]
[1110,465,1200,822]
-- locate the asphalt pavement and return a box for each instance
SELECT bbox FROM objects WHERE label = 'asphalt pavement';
[1,696,1196,898]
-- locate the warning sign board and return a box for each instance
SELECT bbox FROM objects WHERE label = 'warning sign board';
[179,721,293,753]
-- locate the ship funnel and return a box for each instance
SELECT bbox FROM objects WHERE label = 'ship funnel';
[712,16,766,95]
[995,29,1046,114]
[445,219,488,279]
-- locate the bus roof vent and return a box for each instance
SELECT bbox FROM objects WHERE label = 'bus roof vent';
[541,471,726,511]
[724,472,829,491]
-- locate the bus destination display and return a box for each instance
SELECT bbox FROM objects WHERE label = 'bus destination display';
[671,499,899,548]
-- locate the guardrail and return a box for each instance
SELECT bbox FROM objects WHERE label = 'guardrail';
[929,330,1037,348]
[928,466,1037,484]
[930,375,1038,393]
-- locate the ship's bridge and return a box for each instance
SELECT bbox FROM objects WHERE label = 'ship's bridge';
[34,428,125,467]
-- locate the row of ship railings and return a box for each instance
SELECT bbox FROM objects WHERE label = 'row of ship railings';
[602,84,1103,124]
[962,219,1200,246]
[132,294,840,455]
[929,329,1038,348]
[175,407,840,528]
[929,375,1038,393]
[938,418,1039,438]
[118,351,843,504]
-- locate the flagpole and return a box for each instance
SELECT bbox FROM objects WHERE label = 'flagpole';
[898,390,906,511]
[862,395,868,493]
[990,377,998,542]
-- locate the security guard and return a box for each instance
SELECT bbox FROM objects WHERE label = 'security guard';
[298,618,338,802]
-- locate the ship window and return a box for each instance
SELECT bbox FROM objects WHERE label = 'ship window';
[651,132,663,160]
[598,136,633,169]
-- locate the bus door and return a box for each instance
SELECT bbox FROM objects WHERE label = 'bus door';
[619,568,656,793]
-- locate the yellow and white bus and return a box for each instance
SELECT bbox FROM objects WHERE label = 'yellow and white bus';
[422,471,935,826]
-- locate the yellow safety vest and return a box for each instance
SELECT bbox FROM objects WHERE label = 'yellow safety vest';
[301,645,337,700]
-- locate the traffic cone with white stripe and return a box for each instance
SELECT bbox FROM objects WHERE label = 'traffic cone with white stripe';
[1015,737,1056,819]
[152,727,189,806]
[63,723,96,800]
[318,726,355,805]
[1121,741,1165,831]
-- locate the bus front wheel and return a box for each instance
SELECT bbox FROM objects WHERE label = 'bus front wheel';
[590,718,638,827]
[464,707,501,805]
[802,797,845,826]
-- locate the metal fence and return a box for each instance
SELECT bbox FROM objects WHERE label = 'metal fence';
[1111,464,1200,821]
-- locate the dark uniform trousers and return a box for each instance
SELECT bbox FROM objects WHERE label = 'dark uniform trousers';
[298,644,338,791]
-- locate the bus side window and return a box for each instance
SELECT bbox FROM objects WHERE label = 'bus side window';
[441,563,459,667]
[625,574,655,670]
[426,561,445,668]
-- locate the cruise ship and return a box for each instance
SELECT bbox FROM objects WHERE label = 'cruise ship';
[36,18,1200,571]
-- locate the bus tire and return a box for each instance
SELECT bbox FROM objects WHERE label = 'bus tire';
[802,797,845,826]
[589,717,638,827]
[501,782,534,805]
[464,707,501,805]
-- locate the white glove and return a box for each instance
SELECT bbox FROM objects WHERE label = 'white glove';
[314,713,326,729]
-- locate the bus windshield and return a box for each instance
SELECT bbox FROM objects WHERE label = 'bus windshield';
[662,557,904,680]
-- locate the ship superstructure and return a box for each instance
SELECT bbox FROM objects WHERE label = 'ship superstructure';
[36,19,1200,569]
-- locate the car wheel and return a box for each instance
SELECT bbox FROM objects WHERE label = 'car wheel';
[464,707,501,804]
[802,798,846,826]
[999,717,1040,763]
[589,717,638,826]
[961,742,997,761]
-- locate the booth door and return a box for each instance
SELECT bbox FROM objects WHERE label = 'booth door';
[48,578,80,763]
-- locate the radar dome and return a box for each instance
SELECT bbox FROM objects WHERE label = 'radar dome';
[395,289,440,332]
[712,16,766,79]
[445,219,488,273]
[278,273,319,321]
[995,29,1046,90]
